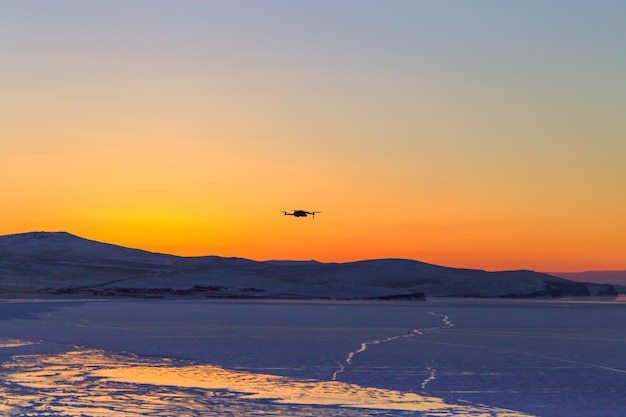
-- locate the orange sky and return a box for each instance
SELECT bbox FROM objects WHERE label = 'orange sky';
[2,2,625,271]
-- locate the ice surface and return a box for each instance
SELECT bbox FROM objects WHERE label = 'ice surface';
[0,298,624,416]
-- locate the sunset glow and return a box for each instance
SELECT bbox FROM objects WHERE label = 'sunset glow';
[2,2,625,271]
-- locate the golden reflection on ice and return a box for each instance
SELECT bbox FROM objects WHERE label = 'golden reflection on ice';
[97,365,454,411]
[0,349,537,417]
[0,338,36,348]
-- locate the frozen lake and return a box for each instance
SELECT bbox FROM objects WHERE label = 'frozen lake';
[0,297,624,416]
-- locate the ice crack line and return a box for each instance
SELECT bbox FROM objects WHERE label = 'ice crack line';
[332,311,456,382]
[421,366,437,389]
[331,329,423,381]
[520,352,626,374]
[426,311,455,330]
[345,330,423,365]
[331,360,345,381]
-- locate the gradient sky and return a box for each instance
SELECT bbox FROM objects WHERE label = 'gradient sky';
[2,1,625,271]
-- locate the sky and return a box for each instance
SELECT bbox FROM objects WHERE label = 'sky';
[2,1,625,271]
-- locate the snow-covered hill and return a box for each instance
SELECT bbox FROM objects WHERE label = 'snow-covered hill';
[0,232,618,299]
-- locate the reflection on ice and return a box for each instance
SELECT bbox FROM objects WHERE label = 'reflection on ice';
[0,349,536,416]
[0,338,36,348]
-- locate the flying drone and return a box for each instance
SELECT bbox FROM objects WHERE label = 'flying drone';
[282,210,321,219]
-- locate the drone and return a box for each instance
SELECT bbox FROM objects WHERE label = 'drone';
[282,210,321,219]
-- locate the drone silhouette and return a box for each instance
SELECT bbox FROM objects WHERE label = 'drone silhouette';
[282,210,321,219]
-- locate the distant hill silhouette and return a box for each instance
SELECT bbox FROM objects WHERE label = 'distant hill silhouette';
[547,271,626,286]
[0,232,619,299]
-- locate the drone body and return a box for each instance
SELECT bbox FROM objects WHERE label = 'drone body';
[282,210,320,219]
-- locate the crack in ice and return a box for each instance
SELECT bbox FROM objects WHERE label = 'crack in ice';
[331,360,345,381]
[520,352,626,374]
[332,310,455,388]
[421,366,437,389]
[426,311,455,330]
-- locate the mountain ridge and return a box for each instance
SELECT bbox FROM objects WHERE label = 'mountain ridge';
[0,231,620,299]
